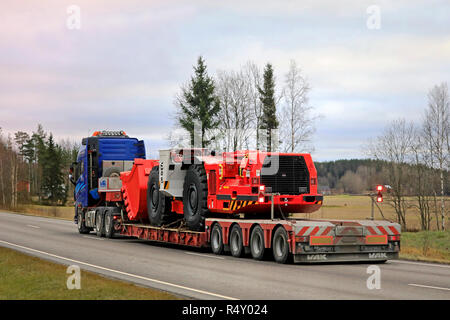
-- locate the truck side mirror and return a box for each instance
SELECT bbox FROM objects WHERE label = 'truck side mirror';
[69,162,78,185]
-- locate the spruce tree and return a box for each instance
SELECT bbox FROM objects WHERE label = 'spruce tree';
[177,56,221,148]
[258,63,279,152]
[41,134,65,205]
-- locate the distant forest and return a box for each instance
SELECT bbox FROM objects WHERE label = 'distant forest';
[316,159,449,195]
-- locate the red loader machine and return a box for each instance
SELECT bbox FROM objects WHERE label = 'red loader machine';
[74,131,401,264]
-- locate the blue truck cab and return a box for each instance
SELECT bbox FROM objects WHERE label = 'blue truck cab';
[72,131,145,210]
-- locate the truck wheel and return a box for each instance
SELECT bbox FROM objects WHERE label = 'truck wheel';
[103,167,121,178]
[104,211,114,238]
[229,224,244,258]
[77,209,91,234]
[147,166,172,226]
[210,223,224,255]
[250,225,266,260]
[272,227,290,264]
[95,210,104,237]
[183,165,208,231]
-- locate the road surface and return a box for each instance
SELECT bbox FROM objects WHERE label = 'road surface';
[0,211,449,300]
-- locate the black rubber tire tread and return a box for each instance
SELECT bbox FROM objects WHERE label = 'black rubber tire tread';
[229,224,244,258]
[103,167,122,177]
[77,209,91,234]
[104,210,114,238]
[272,226,290,264]
[95,210,104,237]
[250,225,266,260]
[211,223,224,255]
[147,166,173,226]
[183,165,209,231]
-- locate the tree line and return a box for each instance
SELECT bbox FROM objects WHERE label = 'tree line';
[366,83,449,231]
[171,56,318,153]
[0,124,79,208]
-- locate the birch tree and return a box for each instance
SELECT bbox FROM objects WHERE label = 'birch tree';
[280,60,317,153]
[368,119,415,229]
[423,82,449,230]
[216,69,254,151]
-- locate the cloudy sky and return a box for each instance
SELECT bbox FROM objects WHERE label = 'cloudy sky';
[0,0,449,160]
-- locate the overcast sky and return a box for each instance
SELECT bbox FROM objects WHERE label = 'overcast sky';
[0,0,449,161]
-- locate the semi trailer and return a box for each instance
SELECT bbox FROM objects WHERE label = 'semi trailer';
[71,130,401,264]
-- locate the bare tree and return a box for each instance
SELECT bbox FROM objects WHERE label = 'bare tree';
[368,119,415,229]
[410,125,435,230]
[423,82,449,230]
[279,60,317,153]
[216,68,254,151]
[243,61,263,149]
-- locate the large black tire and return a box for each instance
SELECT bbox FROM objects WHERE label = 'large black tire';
[104,210,115,238]
[211,223,224,255]
[250,225,266,260]
[147,166,172,226]
[95,210,104,237]
[77,209,91,234]
[103,166,121,178]
[272,226,290,264]
[183,165,208,231]
[229,224,244,258]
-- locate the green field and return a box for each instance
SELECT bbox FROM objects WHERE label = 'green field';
[0,246,179,300]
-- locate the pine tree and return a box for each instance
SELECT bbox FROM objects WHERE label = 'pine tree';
[177,56,221,147]
[41,134,65,205]
[258,63,279,152]
[32,124,46,200]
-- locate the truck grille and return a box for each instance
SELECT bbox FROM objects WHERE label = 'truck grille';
[260,155,310,195]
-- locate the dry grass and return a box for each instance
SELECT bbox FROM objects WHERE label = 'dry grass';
[9,204,74,220]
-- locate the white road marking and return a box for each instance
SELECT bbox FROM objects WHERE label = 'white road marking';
[27,225,40,229]
[184,251,225,260]
[408,283,450,291]
[82,236,105,241]
[0,239,238,300]
[391,260,450,269]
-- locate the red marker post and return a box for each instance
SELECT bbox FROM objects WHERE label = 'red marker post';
[371,185,384,220]
[376,185,383,203]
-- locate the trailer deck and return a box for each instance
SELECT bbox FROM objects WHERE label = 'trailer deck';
[115,216,401,264]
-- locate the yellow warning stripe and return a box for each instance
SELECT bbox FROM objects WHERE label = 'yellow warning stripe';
[229,200,256,211]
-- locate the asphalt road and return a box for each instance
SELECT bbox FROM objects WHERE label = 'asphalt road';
[0,211,449,300]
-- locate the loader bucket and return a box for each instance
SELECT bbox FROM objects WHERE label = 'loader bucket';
[120,158,159,221]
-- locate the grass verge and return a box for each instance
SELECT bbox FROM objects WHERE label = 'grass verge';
[0,246,179,300]
[399,231,450,264]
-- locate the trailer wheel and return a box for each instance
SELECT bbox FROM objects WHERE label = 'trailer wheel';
[95,210,104,237]
[250,225,266,260]
[272,227,290,264]
[147,166,172,226]
[229,224,244,258]
[77,209,91,234]
[211,223,224,255]
[183,165,208,231]
[104,211,114,238]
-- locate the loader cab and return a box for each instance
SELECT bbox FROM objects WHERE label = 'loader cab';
[73,130,146,208]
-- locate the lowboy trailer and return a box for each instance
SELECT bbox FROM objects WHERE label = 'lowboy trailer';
[72,131,401,264]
